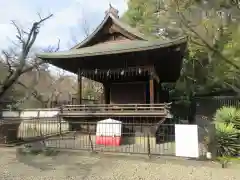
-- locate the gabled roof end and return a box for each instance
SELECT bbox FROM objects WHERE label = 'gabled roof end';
[105,4,119,18]
[71,5,148,50]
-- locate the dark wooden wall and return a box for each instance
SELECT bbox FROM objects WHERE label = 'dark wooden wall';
[110,82,146,104]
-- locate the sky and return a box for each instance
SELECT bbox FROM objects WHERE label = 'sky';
[0,0,128,51]
[0,0,128,76]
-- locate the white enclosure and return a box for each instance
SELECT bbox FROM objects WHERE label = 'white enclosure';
[96,118,122,136]
[175,124,199,158]
[1,109,69,139]
[2,110,59,118]
[18,120,69,139]
[2,111,20,117]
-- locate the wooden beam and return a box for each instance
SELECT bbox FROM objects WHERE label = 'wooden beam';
[149,78,154,104]
[78,69,82,104]
[156,82,161,103]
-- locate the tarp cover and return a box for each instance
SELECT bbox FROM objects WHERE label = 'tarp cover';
[96,118,122,136]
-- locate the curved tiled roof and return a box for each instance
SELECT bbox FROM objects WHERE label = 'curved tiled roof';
[36,7,187,78]
[37,36,187,59]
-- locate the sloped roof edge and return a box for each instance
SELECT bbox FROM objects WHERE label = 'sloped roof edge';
[37,36,187,60]
[71,13,148,50]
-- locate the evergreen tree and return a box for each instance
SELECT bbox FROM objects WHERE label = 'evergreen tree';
[123,0,240,97]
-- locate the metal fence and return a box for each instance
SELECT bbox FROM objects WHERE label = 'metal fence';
[46,117,177,156]
[170,96,240,123]
[0,117,66,145]
[194,96,240,118]
[4,96,238,156]
[0,115,178,156]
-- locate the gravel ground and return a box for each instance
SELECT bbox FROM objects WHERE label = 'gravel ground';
[0,148,239,180]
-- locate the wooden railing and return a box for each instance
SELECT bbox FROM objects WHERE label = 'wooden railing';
[60,103,171,117]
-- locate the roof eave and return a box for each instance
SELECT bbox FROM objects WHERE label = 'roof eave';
[37,36,187,60]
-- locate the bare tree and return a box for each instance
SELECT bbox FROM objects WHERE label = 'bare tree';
[81,78,103,101]
[16,67,67,108]
[70,9,92,46]
[43,69,66,107]
[0,14,54,101]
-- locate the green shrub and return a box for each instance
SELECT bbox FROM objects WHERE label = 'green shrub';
[212,106,240,157]
[215,123,240,157]
[213,106,240,129]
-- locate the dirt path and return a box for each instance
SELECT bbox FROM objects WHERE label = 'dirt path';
[0,148,239,180]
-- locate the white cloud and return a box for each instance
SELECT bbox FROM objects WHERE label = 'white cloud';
[0,0,128,51]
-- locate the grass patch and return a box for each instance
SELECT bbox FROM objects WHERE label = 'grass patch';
[42,147,60,156]
[216,156,240,168]
[17,146,60,157]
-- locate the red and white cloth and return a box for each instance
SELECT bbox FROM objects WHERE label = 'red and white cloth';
[96,118,122,146]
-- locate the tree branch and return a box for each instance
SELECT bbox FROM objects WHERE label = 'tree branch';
[2,50,14,77]
[17,81,45,105]
[173,0,240,72]
[11,21,26,47]
[0,13,53,101]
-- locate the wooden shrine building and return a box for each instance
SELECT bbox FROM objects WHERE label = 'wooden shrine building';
[38,6,187,108]
[37,6,187,148]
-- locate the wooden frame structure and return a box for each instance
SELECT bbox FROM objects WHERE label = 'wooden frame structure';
[37,5,187,118]
[35,5,188,155]
[61,103,171,117]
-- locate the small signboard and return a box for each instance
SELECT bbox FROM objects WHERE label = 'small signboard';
[175,124,199,158]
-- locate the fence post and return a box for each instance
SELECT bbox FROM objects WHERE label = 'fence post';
[37,111,46,147]
[208,123,217,160]
[59,106,63,138]
[88,132,94,152]
[88,121,94,152]
[147,132,151,158]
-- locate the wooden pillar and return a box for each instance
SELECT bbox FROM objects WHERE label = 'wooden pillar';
[78,69,82,104]
[149,77,154,104]
[156,82,161,103]
[104,83,110,104]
